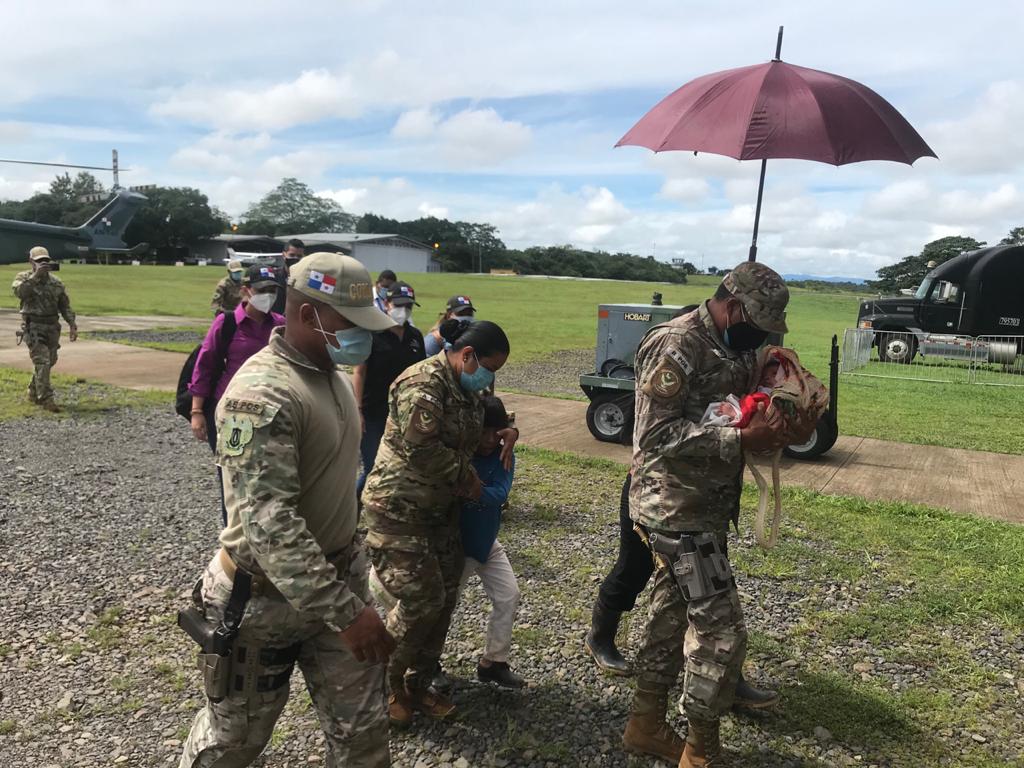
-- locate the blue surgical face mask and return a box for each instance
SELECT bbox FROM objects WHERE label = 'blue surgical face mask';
[313,307,373,366]
[229,271,243,283]
[460,352,495,392]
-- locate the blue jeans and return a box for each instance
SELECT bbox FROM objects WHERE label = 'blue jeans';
[357,416,388,502]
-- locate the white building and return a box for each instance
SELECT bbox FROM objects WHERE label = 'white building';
[284,233,440,274]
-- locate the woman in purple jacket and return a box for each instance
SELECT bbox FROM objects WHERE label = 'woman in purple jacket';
[188,264,285,523]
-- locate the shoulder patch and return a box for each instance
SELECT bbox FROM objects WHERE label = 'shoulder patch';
[220,413,255,456]
[411,407,438,435]
[223,397,265,415]
[650,359,684,399]
[665,346,694,376]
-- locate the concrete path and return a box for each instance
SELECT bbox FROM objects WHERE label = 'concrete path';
[1,313,1019,524]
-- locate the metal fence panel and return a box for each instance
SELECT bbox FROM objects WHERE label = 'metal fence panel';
[971,336,1024,386]
[840,329,974,383]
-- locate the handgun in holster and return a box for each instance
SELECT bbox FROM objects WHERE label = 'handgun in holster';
[177,569,252,702]
[644,529,735,602]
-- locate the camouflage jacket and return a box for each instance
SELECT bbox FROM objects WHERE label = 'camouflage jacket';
[12,270,76,326]
[362,352,484,533]
[210,276,242,315]
[629,303,758,534]
[215,328,365,629]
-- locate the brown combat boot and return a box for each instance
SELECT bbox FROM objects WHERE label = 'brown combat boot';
[388,689,415,728]
[622,685,685,763]
[678,717,722,767]
[410,687,456,719]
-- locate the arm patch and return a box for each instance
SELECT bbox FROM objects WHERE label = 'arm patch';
[404,398,442,443]
[642,357,686,400]
[665,346,693,376]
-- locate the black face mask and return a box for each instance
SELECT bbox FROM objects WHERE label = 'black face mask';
[723,322,769,351]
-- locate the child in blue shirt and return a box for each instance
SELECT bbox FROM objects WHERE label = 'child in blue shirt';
[457,395,524,689]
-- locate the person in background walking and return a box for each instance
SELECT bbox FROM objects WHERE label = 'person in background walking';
[189,265,285,524]
[374,270,398,313]
[352,280,425,499]
[424,295,476,356]
[210,259,244,315]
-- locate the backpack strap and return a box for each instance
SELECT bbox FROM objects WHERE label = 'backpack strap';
[210,310,238,392]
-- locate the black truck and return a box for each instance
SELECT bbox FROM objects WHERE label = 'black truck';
[856,244,1024,363]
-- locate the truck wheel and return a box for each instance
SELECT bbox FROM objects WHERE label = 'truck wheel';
[586,394,633,444]
[878,333,917,364]
[783,416,836,460]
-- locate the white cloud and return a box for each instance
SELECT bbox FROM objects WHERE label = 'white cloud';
[392,109,440,139]
[417,201,449,218]
[389,108,532,168]
[864,180,932,217]
[928,81,1024,174]
[938,183,1019,221]
[660,178,710,203]
[152,69,362,132]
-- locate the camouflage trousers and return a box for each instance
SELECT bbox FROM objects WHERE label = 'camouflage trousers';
[634,535,748,722]
[25,322,60,404]
[366,528,464,691]
[178,551,390,768]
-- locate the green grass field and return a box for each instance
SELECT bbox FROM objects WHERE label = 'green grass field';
[2,264,1021,453]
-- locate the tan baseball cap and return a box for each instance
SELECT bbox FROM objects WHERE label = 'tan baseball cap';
[288,252,396,331]
[29,246,50,261]
[227,259,243,271]
[721,262,789,334]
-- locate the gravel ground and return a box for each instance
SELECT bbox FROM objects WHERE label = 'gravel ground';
[498,350,594,398]
[0,407,1020,767]
[88,328,207,345]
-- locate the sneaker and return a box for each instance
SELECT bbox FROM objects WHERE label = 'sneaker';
[477,661,525,689]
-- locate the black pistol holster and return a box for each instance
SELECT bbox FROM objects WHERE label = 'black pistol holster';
[177,569,252,703]
[641,527,735,602]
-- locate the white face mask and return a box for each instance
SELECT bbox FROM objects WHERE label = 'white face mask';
[388,306,411,324]
[249,293,275,314]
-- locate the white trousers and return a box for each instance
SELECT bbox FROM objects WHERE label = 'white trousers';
[460,540,521,663]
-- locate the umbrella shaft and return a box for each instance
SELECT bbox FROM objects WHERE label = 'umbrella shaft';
[749,158,768,262]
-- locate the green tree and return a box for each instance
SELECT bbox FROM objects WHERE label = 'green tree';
[999,226,1024,246]
[123,187,228,254]
[240,178,356,235]
[870,235,985,293]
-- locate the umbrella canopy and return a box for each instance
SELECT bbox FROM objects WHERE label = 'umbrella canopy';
[616,29,935,262]
[617,60,936,165]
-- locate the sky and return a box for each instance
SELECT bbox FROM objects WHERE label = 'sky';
[0,1,1021,279]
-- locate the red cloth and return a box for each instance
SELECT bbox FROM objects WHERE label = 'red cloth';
[735,392,770,429]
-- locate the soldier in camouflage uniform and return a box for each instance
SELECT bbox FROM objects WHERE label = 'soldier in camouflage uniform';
[361,318,516,726]
[178,253,397,768]
[624,262,806,768]
[210,259,244,315]
[11,246,77,412]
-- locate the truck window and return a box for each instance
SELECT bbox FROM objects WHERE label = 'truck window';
[933,281,961,304]
[914,277,933,300]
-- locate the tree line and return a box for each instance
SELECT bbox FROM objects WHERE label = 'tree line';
[0,174,686,283]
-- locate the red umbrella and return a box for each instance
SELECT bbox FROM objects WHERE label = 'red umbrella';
[617,27,936,261]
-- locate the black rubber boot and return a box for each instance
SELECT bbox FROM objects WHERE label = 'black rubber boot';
[733,673,779,710]
[585,600,631,675]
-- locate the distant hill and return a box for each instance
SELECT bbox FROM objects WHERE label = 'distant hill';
[783,273,867,284]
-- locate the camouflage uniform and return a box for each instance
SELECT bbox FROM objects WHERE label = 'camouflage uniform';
[211,275,243,315]
[179,327,389,768]
[361,352,484,692]
[11,268,76,405]
[629,263,789,727]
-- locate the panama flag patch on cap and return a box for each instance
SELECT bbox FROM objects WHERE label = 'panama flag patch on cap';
[307,270,337,295]
[259,267,274,278]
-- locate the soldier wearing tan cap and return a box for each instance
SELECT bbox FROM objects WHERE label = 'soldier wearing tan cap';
[178,253,396,768]
[210,259,245,315]
[11,246,77,412]
[621,261,811,767]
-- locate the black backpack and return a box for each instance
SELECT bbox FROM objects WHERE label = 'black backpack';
[175,312,238,420]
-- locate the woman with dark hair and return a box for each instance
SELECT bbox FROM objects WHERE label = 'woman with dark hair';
[361,318,518,727]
